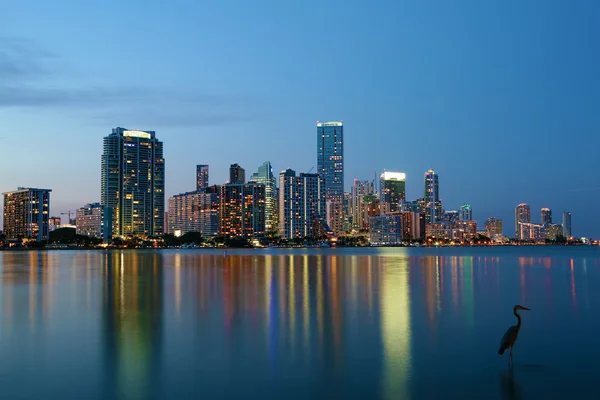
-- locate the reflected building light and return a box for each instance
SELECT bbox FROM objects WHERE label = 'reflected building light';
[317,257,324,345]
[289,256,296,361]
[570,259,577,307]
[303,255,310,355]
[175,253,182,318]
[380,254,411,400]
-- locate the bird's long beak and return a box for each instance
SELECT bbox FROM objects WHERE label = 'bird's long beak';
[521,307,531,311]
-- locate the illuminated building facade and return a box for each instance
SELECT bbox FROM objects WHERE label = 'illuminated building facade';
[101,127,165,237]
[562,211,572,238]
[2,187,51,241]
[541,207,552,227]
[219,182,265,238]
[518,222,546,241]
[379,171,406,212]
[424,169,442,224]
[168,188,219,237]
[76,202,112,242]
[229,163,245,184]
[515,203,531,239]
[317,121,344,235]
[250,161,277,232]
[484,217,503,237]
[196,164,209,190]
[49,216,61,232]
[369,214,402,245]
[278,169,327,239]
[546,224,563,240]
[459,204,472,221]
[351,180,375,229]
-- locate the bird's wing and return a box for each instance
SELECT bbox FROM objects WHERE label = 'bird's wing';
[499,326,519,351]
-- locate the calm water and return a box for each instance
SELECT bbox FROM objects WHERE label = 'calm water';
[0,247,599,399]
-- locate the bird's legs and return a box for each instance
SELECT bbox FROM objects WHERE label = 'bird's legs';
[508,346,514,369]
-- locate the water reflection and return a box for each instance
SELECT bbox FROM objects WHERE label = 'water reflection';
[102,251,163,400]
[0,248,599,399]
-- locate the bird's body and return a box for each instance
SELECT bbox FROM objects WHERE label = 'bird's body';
[498,305,530,366]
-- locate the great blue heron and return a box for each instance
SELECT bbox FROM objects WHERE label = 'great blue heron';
[498,305,531,366]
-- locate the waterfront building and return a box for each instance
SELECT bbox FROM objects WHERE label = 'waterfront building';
[518,222,546,241]
[562,211,572,238]
[459,204,472,221]
[229,163,245,184]
[424,169,442,224]
[168,188,219,237]
[369,214,402,245]
[317,121,344,235]
[49,216,61,232]
[379,171,406,212]
[484,217,503,237]
[219,182,265,238]
[2,187,51,241]
[278,169,328,239]
[351,180,375,229]
[546,224,564,241]
[442,210,460,225]
[515,203,531,240]
[541,208,552,227]
[101,127,165,237]
[250,161,277,233]
[76,203,112,242]
[196,164,209,191]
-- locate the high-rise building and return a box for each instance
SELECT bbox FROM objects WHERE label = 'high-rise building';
[459,204,472,221]
[379,172,406,212]
[196,164,209,191]
[219,182,265,238]
[484,217,503,237]
[76,203,112,242]
[317,121,344,198]
[351,179,375,229]
[317,121,344,235]
[101,128,165,237]
[2,187,51,241]
[250,161,277,232]
[168,188,219,237]
[518,222,546,241]
[278,169,328,239]
[541,208,552,227]
[424,169,441,224]
[515,203,531,239]
[442,210,460,225]
[229,163,245,184]
[562,211,572,238]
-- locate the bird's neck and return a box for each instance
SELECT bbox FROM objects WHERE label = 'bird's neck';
[514,309,522,329]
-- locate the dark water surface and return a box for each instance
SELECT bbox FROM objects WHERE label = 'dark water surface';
[1,247,599,399]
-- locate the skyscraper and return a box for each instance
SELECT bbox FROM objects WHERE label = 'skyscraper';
[351,179,375,229]
[250,161,277,233]
[2,187,51,241]
[424,169,441,224]
[101,127,165,237]
[541,208,552,227]
[379,172,406,212]
[278,169,327,239]
[76,202,112,242]
[515,203,531,239]
[459,204,472,221]
[484,217,503,237]
[229,163,245,184]
[317,121,344,198]
[196,164,209,191]
[219,182,265,238]
[562,211,572,238]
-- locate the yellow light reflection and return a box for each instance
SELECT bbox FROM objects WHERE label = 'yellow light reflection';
[380,252,411,400]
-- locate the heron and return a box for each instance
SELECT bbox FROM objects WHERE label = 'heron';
[498,305,531,367]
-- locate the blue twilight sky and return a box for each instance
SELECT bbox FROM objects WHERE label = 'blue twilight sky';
[0,0,599,237]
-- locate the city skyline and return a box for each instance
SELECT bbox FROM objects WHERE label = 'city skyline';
[1,1,598,236]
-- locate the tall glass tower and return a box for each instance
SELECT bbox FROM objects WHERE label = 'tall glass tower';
[317,121,344,199]
[101,127,165,237]
[424,169,441,224]
[515,203,531,239]
[317,121,344,234]
[250,161,277,232]
[379,171,406,212]
[196,164,209,190]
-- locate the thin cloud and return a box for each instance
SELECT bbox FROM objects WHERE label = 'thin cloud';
[566,186,600,193]
[0,37,261,127]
